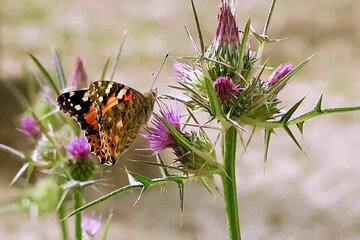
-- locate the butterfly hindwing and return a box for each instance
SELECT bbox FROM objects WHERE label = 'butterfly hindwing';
[57,81,156,166]
[57,90,106,162]
[99,91,149,165]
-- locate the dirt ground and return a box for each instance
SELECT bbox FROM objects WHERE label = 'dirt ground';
[1,0,360,239]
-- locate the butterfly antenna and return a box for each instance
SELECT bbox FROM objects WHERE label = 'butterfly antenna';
[150,53,169,90]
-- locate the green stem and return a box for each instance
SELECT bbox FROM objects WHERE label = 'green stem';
[221,126,241,240]
[74,187,83,240]
[58,204,69,240]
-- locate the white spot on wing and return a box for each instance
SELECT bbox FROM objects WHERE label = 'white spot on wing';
[99,96,104,102]
[69,92,75,97]
[75,105,81,110]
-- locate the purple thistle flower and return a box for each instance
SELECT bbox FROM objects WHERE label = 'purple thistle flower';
[144,105,181,153]
[266,63,294,87]
[17,116,41,138]
[82,212,101,237]
[66,136,90,160]
[215,1,239,45]
[68,57,88,90]
[172,60,193,83]
[214,76,240,101]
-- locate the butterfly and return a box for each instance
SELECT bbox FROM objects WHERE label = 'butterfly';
[57,80,156,166]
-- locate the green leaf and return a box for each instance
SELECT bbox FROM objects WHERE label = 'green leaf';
[100,56,111,80]
[280,97,306,124]
[52,47,66,89]
[109,31,127,80]
[190,0,205,54]
[198,177,217,198]
[237,18,251,69]
[27,52,60,95]
[101,211,114,240]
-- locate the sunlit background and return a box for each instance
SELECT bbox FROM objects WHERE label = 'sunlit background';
[1,0,360,239]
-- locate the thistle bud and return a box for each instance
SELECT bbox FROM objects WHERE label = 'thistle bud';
[17,116,41,138]
[67,136,90,160]
[266,63,294,88]
[144,105,181,153]
[66,136,94,181]
[68,57,88,90]
[82,212,102,238]
[145,105,220,175]
[215,1,239,45]
[206,1,240,79]
[214,76,240,101]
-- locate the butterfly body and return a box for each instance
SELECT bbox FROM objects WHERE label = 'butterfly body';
[57,81,156,165]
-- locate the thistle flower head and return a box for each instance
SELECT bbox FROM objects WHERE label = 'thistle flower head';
[266,63,294,87]
[66,136,90,160]
[82,212,101,237]
[144,105,181,153]
[214,76,240,101]
[18,116,41,138]
[215,1,239,45]
[68,57,88,90]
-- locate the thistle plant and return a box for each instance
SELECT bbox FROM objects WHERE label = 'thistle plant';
[2,0,360,240]
[61,1,360,239]
[1,54,115,239]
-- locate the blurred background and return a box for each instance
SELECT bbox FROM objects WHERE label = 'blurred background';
[1,0,360,239]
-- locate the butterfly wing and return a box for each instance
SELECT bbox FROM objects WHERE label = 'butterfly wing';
[88,81,153,165]
[57,90,106,163]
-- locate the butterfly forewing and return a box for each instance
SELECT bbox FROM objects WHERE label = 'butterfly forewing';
[57,81,156,166]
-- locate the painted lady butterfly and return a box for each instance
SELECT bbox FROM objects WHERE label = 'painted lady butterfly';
[57,81,156,166]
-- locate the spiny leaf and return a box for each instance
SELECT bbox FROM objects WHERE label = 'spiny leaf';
[62,176,190,220]
[262,0,277,35]
[0,144,32,163]
[237,18,251,69]
[264,128,272,165]
[56,188,70,212]
[100,57,111,80]
[109,30,127,80]
[9,163,30,186]
[198,177,217,198]
[27,52,60,95]
[280,96,306,124]
[314,93,324,113]
[101,211,114,240]
[190,0,205,54]
[52,47,66,89]
[183,23,200,55]
[177,182,185,215]
[283,125,302,151]
[296,121,304,135]
[126,171,152,188]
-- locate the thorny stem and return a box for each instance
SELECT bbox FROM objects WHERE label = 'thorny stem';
[221,126,241,240]
[74,187,83,240]
[58,204,69,240]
